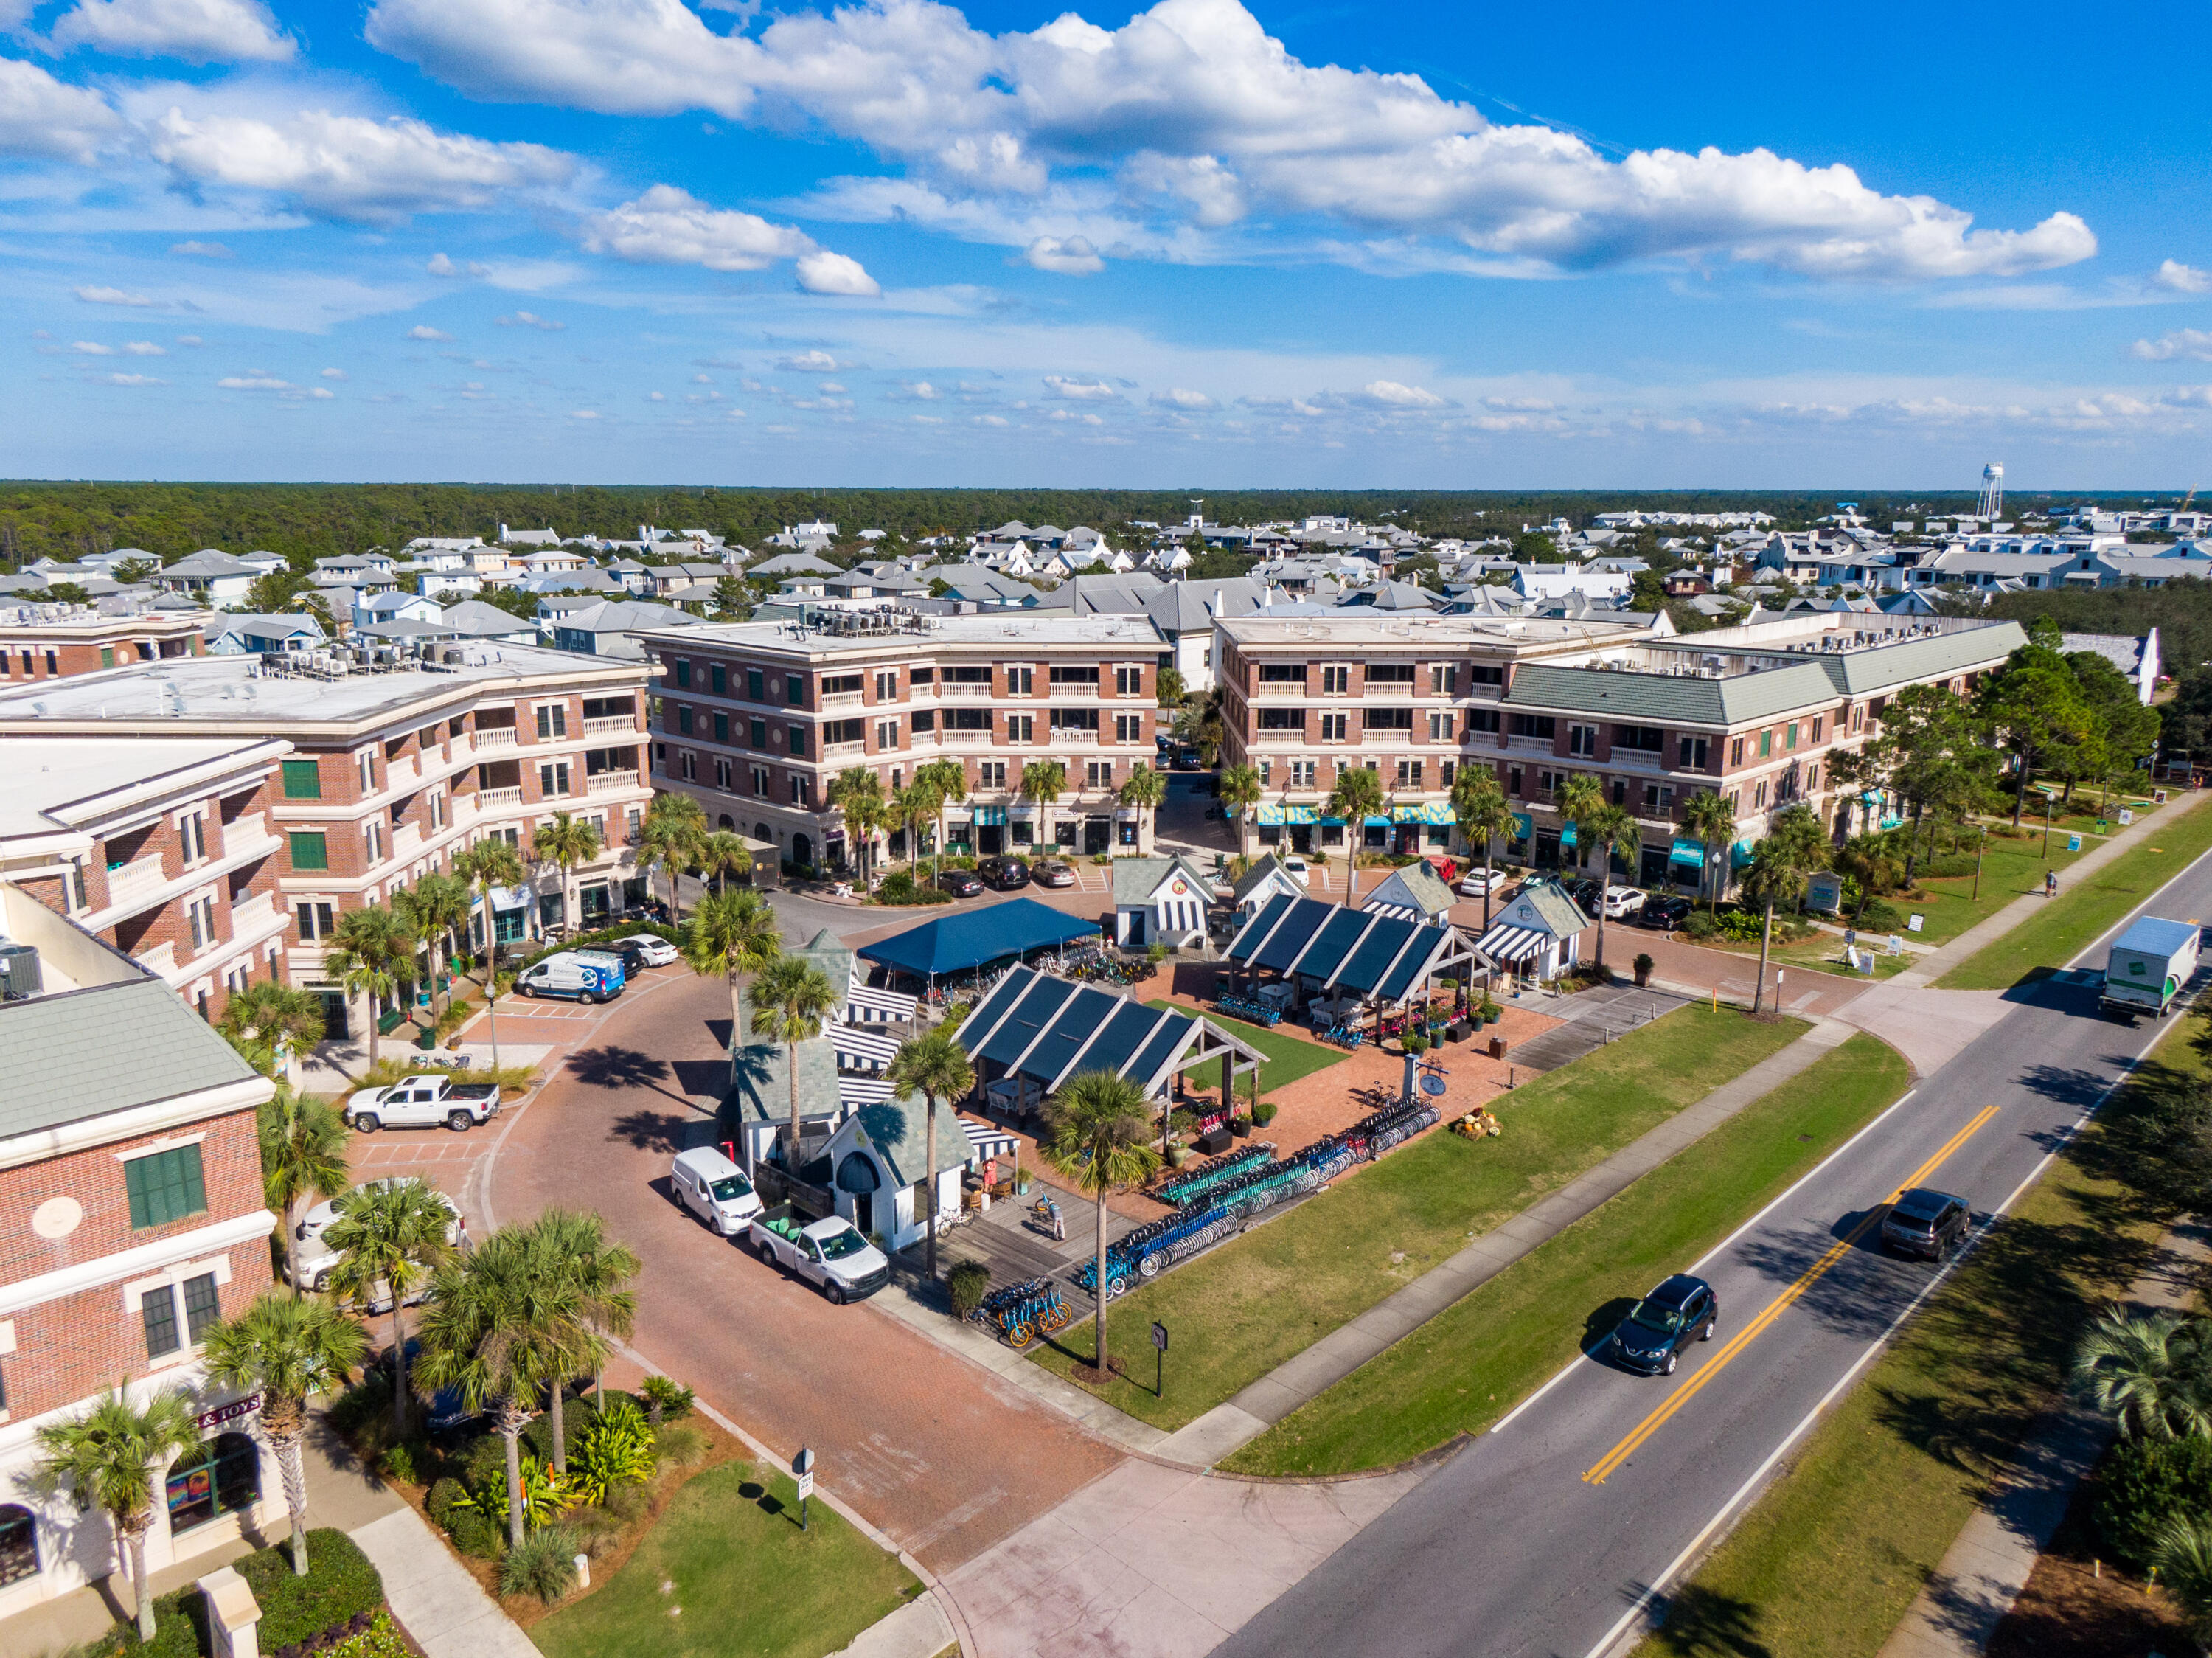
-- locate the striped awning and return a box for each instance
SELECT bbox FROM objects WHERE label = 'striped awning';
[1475,923,1548,963]
[960,1117,1020,1159]
[1362,901,1422,921]
[846,982,917,1023]
[838,1074,894,1106]
[832,1025,901,1072]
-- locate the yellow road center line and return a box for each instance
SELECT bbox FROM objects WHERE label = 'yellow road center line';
[1582,1105,1998,1485]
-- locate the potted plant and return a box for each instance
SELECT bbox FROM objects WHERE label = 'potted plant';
[1633,952,1655,988]
[1252,1100,1279,1128]
[1231,1111,1252,1138]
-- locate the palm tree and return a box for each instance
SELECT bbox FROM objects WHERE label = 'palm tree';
[889,780,941,868]
[1117,763,1166,853]
[522,1210,639,1471]
[1580,802,1641,973]
[394,870,472,1027]
[1740,805,1829,1015]
[1324,765,1385,910]
[35,1386,204,1643]
[1680,788,1737,915]
[1170,684,1228,766]
[416,1227,593,1550]
[201,1292,366,1576]
[699,829,754,895]
[751,957,838,1155]
[1217,763,1262,859]
[682,887,785,1058]
[258,1088,349,1298]
[457,838,526,1072]
[218,982,327,1082]
[324,1179,459,1440]
[325,903,416,1069]
[2074,1309,2212,1440]
[1832,832,1905,925]
[1020,759,1068,854]
[853,791,891,887]
[917,758,967,880]
[827,766,885,885]
[2154,1514,2212,1637]
[1556,774,1605,884]
[1450,768,1515,931]
[636,793,709,924]
[886,1029,975,1279]
[1042,1071,1161,1376]
[532,811,604,934]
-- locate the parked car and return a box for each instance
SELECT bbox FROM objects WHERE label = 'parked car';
[936,869,984,898]
[1610,1274,1719,1376]
[748,1205,891,1304]
[380,1337,479,1434]
[1281,854,1311,887]
[1882,1187,1971,1260]
[515,948,627,1004]
[347,1073,502,1134]
[1457,868,1508,898]
[978,856,1031,892]
[1570,877,1603,913]
[1172,749,1203,771]
[619,933,680,968]
[1599,886,1647,920]
[668,1145,763,1236]
[1637,895,1693,931]
[288,1176,465,1295]
[1032,859,1077,889]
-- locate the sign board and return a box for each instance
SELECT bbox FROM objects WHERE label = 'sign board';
[1805,872,1843,914]
[795,1472,815,1502]
[1151,1321,1169,1353]
[1907,913,1924,933]
[1852,948,1877,976]
[2121,808,2135,826]
[791,1446,815,1477]
[1887,934,1905,955]
[197,1395,260,1432]
[2067,834,2083,853]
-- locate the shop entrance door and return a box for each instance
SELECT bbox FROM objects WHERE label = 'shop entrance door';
[1084,816,1110,855]
[978,824,1005,856]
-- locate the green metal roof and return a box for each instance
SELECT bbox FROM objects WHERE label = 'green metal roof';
[0,977,262,1140]
[1812,623,2025,696]
[1504,660,1837,729]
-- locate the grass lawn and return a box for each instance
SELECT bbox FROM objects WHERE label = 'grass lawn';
[1225,1034,1910,1476]
[1937,791,2212,989]
[1697,926,1916,980]
[530,1462,919,1658]
[1630,1018,2202,1658]
[1029,1005,1806,1430]
[1145,999,1344,1104]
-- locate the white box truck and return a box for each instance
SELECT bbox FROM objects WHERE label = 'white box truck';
[2101,918,2202,1019]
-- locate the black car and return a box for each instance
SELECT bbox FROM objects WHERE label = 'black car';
[1639,895,1694,932]
[936,869,984,898]
[1571,877,1604,915]
[978,856,1031,892]
[1610,1274,1719,1376]
[1882,1187,1970,1260]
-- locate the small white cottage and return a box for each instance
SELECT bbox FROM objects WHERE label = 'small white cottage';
[1112,854,1220,948]
[1472,878,1590,982]
[1360,861,1456,923]
[820,1099,975,1251]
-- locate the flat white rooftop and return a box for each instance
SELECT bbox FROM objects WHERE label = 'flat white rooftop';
[0,736,283,842]
[647,612,1169,654]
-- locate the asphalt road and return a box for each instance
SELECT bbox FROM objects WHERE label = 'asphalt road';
[1217,850,2212,1658]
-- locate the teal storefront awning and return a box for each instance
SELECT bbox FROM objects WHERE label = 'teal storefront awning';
[1669,837,1705,868]
[1391,802,1457,825]
[974,805,1008,827]
[1559,824,1578,848]
[1256,804,1319,826]
[1731,839,1756,869]
[1320,814,1348,827]
[1363,815,1392,827]
[1509,812,1534,840]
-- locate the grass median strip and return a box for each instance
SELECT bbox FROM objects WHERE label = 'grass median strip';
[1223,1033,1909,1477]
[1029,1004,1805,1431]
[1630,1016,2202,1658]
[1937,791,2212,990]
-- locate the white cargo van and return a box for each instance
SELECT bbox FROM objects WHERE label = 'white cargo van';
[668,1146,763,1235]
[515,948,627,1004]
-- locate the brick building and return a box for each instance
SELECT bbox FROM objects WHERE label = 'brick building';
[0,642,655,1037]
[1217,611,2025,887]
[0,886,280,1620]
[0,606,206,683]
[639,611,1169,867]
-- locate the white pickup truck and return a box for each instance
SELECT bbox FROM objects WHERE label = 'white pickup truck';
[748,1204,891,1304]
[287,1177,465,1300]
[347,1073,502,1134]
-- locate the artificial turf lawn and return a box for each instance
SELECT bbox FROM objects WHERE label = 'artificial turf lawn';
[1143,999,1344,1103]
[1029,1004,1806,1430]
[1630,1016,2202,1658]
[529,1462,918,1658]
[1223,1033,1910,1475]
[1937,790,2212,989]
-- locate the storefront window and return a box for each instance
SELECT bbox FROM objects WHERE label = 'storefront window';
[0,1505,36,1586]
[165,1434,259,1536]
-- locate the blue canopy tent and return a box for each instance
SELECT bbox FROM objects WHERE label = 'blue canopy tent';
[858,898,1099,988]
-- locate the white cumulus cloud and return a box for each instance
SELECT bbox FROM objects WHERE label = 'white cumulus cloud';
[795,249,880,296]
[580,184,813,271]
[76,284,154,305]
[1044,374,1120,400]
[170,239,232,257]
[102,372,165,385]
[1150,386,1211,409]
[47,0,294,63]
[362,0,2095,283]
[405,324,451,339]
[1022,235,1103,275]
[1358,379,1445,408]
[2154,259,2212,295]
[496,309,564,330]
[2132,328,2212,363]
[149,107,576,223]
[72,341,114,354]
[123,340,166,355]
[218,374,293,389]
[0,57,122,164]
[319,366,346,378]
[776,349,844,372]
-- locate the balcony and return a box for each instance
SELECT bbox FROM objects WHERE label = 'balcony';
[473,726,518,751]
[1251,681,1308,698]
[393,821,422,861]
[477,785,524,810]
[135,940,178,978]
[582,715,636,738]
[940,729,997,746]
[1049,727,1100,745]
[587,769,640,796]
[820,690,864,712]
[105,853,169,910]
[821,741,866,760]
[941,682,992,699]
[229,890,282,936]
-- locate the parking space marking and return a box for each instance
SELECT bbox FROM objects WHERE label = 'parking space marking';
[1582,1103,1997,1486]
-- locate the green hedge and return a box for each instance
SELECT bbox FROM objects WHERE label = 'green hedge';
[83,1530,383,1658]
[2094,1433,2212,1572]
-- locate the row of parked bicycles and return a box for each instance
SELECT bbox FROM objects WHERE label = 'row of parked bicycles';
[1063,948,1144,988]
[1318,1019,1367,1049]
[1214,992,1286,1027]
[969,1277,1071,1348]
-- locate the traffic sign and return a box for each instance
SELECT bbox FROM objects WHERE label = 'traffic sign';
[796,1472,814,1501]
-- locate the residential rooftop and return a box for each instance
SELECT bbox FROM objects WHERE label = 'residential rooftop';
[0,736,286,845]
[641,611,1169,656]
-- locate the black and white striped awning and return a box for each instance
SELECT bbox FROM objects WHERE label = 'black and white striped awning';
[1361,901,1421,922]
[846,980,917,1024]
[832,1025,902,1072]
[838,1074,894,1107]
[1475,923,1548,964]
[960,1117,1020,1159]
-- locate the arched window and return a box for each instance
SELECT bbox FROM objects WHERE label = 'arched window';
[754,823,771,842]
[165,1432,259,1535]
[719,814,734,830]
[835,1152,881,1194]
[0,1504,37,1586]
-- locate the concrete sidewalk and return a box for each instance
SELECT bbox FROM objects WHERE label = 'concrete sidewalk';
[1877,1218,2212,1658]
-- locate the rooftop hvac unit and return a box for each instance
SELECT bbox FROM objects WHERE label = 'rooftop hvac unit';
[0,942,42,1001]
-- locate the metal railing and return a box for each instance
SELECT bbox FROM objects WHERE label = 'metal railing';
[581,715,637,737]
[585,769,639,795]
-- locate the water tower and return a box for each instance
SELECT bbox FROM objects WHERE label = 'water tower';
[1978,463,2004,521]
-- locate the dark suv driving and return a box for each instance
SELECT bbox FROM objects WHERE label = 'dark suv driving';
[1610,1274,1719,1376]
[978,856,1031,892]
[1882,1187,1970,1260]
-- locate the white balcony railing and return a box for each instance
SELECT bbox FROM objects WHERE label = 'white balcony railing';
[392,822,422,860]
[105,854,169,910]
[136,940,178,977]
[473,726,518,750]
[820,690,864,712]
[586,769,639,796]
[940,682,992,698]
[941,729,996,746]
[1048,727,1100,745]
[821,742,866,760]
[582,715,637,738]
[229,890,280,934]
[476,786,524,810]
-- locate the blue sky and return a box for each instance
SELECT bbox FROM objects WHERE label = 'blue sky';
[2,0,2205,488]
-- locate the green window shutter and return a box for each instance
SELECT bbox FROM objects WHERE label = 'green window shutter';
[125,1145,207,1229]
[1759,730,1772,757]
[100,646,114,668]
[281,759,321,799]
[288,831,329,871]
